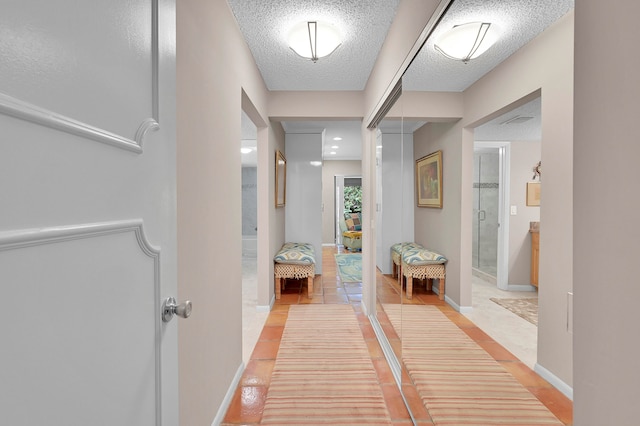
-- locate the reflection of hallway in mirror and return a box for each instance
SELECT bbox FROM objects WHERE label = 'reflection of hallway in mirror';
[226,246,571,424]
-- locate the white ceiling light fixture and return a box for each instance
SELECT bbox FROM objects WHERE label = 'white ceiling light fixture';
[434,22,500,63]
[240,147,253,154]
[288,21,341,63]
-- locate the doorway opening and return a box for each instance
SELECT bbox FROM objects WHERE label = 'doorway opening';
[335,176,362,247]
[240,109,267,364]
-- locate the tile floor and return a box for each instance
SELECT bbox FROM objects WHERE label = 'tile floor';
[229,246,573,425]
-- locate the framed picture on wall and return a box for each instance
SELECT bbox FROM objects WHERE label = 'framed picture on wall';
[275,150,286,207]
[527,182,541,206]
[416,150,443,208]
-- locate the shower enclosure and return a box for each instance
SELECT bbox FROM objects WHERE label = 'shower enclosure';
[472,149,500,279]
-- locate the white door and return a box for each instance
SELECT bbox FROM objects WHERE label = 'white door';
[0,1,179,425]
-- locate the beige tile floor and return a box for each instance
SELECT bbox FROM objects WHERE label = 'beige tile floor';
[465,274,538,369]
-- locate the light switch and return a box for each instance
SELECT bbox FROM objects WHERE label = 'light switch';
[510,205,518,215]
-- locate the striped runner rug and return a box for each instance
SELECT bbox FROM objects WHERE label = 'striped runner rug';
[384,304,563,425]
[261,304,392,425]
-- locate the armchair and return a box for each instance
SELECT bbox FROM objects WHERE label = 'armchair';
[339,212,362,251]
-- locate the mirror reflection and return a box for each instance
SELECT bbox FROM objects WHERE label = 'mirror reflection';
[371,0,571,423]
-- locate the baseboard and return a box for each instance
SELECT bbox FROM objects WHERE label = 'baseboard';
[256,295,275,312]
[211,362,245,426]
[444,294,473,314]
[507,284,537,292]
[472,268,497,285]
[534,363,574,401]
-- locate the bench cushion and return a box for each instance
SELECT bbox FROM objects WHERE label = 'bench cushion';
[391,242,422,255]
[274,242,316,265]
[402,246,447,265]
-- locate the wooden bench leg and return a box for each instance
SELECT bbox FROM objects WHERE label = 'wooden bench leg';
[438,277,445,300]
[307,276,314,298]
[406,275,413,299]
[275,276,281,299]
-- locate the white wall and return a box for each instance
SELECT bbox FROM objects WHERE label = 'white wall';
[574,1,640,423]
[378,132,415,274]
[285,133,323,274]
[176,0,276,423]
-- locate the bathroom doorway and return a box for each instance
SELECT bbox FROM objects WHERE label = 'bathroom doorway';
[472,142,511,290]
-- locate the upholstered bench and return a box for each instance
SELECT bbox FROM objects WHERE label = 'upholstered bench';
[274,242,316,299]
[391,242,447,300]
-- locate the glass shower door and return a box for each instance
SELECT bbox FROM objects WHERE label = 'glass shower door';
[472,149,499,279]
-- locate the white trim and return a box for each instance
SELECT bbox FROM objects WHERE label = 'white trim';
[534,363,574,401]
[256,295,275,312]
[211,362,245,426]
[444,294,472,314]
[0,0,160,153]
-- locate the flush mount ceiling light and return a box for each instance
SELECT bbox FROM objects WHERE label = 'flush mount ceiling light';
[434,22,499,63]
[288,21,341,63]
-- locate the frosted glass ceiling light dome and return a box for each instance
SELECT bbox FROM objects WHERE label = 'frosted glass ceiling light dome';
[288,21,341,62]
[435,22,499,63]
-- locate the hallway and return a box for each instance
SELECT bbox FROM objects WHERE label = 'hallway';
[226,246,572,424]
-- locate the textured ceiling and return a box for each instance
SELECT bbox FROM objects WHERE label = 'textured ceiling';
[232,0,574,161]
[227,0,400,91]
[403,0,575,91]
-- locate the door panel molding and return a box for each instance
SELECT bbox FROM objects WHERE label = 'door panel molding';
[0,0,160,154]
[0,219,164,425]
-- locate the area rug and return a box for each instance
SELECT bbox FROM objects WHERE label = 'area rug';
[490,297,538,326]
[383,304,562,425]
[261,305,392,425]
[334,253,362,282]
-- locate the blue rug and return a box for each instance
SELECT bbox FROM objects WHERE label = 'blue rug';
[334,253,362,282]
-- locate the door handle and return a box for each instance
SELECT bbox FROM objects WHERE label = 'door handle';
[478,210,486,221]
[162,297,192,322]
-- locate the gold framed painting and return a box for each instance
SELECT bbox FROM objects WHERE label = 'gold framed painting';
[416,150,443,208]
[527,182,541,206]
[275,150,286,207]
